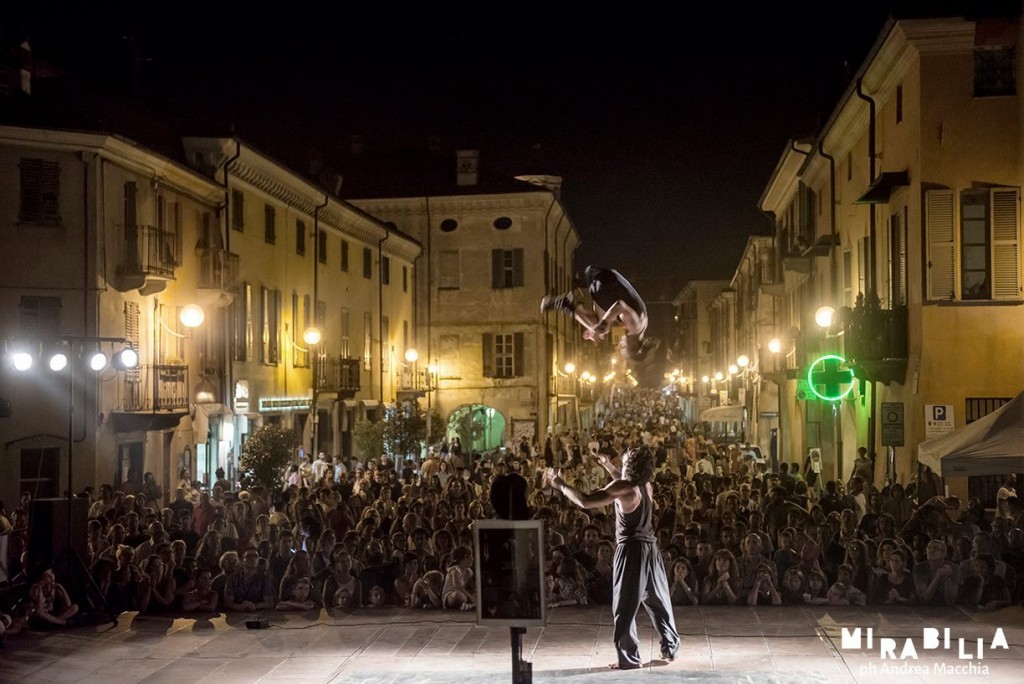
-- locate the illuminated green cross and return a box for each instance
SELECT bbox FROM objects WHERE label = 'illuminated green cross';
[807,354,854,401]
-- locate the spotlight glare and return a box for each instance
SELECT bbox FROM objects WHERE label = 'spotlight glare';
[90,351,108,371]
[114,347,139,370]
[13,352,33,372]
[49,353,68,371]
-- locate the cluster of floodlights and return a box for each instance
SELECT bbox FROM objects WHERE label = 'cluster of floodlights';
[8,343,140,373]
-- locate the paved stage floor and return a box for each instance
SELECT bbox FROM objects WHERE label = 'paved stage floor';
[1,604,1022,683]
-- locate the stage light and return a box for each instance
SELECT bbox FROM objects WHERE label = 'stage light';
[179,304,205,329]
[12,352,33,372]
[302,326,321,346]
[89,350,108,371]
[49,351,68,371]
[113,346,139,370]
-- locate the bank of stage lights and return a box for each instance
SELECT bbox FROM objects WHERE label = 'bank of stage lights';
[9,344,139,373]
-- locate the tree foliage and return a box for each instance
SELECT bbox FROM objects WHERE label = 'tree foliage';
[353,418,384,462]
[383,401,426,460]
[239,424,297,490]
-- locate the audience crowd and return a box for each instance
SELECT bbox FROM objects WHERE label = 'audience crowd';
[1,387,1023,647]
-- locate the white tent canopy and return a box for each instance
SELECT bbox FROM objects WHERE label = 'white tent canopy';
[699,405,746,423]
[918,390,1024,477]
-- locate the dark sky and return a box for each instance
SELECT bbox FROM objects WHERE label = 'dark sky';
[9,2,925,281]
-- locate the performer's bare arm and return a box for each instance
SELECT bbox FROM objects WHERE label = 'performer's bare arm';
[594,452,621,480]
[546,468,636,510]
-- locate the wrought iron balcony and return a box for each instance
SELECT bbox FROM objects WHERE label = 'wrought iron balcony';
[196,248,239,294]
[552,375,575,395]
[118,364,190,412]
[118,224,178,281]
[840,297,908,385]
[317,356,361,396]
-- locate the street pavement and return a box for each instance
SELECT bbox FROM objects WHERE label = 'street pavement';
[1,604,1022,683]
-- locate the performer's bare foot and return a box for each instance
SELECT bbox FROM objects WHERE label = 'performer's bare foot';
[609,662,641,670]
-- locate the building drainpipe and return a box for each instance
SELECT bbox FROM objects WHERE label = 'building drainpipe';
[311,194,329,458]
[221,140,241,478]
[378,230,390,404]
[818,140,844,479]
[856,78,879,479]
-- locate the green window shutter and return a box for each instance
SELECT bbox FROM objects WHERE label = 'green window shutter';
[482,333,494,377]
[926,189,956,300]
[491,249,503,288]
[991,187,1020,300]
[513,332,524,377]
[513,249,524,287]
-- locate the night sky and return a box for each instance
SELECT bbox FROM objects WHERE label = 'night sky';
[7,2,930,282]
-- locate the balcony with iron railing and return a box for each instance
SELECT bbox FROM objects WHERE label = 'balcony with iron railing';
[196,248,240,295]
[552,375,575,395]
[118,364,190,412]
[839,294,908,385]
[116,223,178,292]
[317,356,361,397]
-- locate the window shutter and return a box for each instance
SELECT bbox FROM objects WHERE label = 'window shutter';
[513,332,524,377]
[513,249,524,286]
[482,333,494,377]
[926,189,956,300]
[491,250,503,288]
[991,187,1020,299]
[889,206,907,306]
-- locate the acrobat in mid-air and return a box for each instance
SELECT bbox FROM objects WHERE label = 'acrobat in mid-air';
[541,265,665,386]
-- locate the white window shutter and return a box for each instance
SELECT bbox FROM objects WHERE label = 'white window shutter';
[991,187,1020,300]
[926,189,956,300]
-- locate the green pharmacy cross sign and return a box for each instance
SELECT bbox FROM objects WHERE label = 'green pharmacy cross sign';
[806,354,855,401]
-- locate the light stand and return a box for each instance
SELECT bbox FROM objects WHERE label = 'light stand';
[58,336,126,626]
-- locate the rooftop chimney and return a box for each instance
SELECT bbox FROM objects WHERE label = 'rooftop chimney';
[456,149,479,186]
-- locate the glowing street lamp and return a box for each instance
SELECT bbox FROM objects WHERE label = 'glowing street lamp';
[302,326,322,346]
[815,305,835,329]
[768,338,782,354]
[179,304,206,329]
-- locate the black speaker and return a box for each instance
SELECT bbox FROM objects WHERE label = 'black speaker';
[28,497,89,568]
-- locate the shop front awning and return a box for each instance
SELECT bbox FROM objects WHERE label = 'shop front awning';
[361,399,380,409]
[699,405,747,423]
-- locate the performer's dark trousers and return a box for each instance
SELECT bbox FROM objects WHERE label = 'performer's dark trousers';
[612,538,679,667]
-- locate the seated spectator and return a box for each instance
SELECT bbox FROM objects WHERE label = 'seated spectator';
[181,568,219,613]
[277,577,318,611]
[547,556,588,608]
[411,570,444,609]
[962,553,1012,611]
[747,561,782,606]
[278,550,314,602]
[136,553,177,614]
[441,546,475,611]
[320,549,361,609]
[870,548,915,605]
[826,572,867,606]
[27,565,79,629]
[779,567,806,605]
[393,552,421,607]
[224,547,275,612]
[913,539,960,606]
[367,585,389,608]
[803,570,830,605]
[669,557,699,606]
[701,549,741,605]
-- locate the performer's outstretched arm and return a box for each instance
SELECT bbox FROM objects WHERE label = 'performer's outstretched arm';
[547,469,631,510]
[595,452,621,480]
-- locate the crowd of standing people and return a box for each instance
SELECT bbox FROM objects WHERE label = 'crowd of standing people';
[0,387,1022,648]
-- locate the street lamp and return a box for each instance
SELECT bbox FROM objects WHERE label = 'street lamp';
[179,304,206,329]
[815,305,835,329]
[768,338,782,354]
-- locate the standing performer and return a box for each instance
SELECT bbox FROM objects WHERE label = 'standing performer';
[546,445,679,669]
[541,265,665,386]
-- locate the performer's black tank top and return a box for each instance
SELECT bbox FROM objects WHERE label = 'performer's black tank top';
[584,266,647,318]
[615,482,656,544]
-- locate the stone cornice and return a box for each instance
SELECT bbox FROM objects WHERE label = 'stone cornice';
[0,126,223,204]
